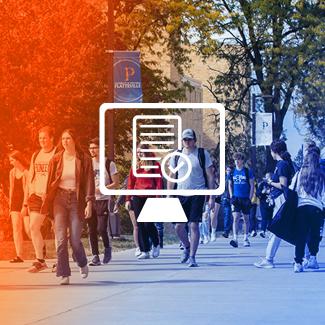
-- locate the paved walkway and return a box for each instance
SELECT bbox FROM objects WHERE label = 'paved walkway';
[1,235,325,325]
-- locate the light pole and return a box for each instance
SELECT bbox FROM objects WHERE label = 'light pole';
[107,0,114,160]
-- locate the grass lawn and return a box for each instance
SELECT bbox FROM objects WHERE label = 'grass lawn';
[0,233,178,261]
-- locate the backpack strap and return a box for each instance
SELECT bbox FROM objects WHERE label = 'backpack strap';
[198,148,208,188]
[244,167,251,192]
[174,148,208,189]
[173,149,182,189]
[105,158,113,184]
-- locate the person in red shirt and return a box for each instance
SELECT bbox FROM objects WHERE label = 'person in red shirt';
[125,144,163,259]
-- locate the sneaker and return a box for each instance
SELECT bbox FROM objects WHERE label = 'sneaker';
[199,237,204,244]
[152,245,160,258]
[89,255,101,266]
[80,265,89,279]
[60,276,70,285]
[259,231,266,238]
[137,252,150,259]
[180,248,190,264]
[222,232,229,238]
[103,247,112,264]
[203,236,209,244]
[188,257,198,267]
[294,262,303,273]
[52,263,57,273]
[135,247,142,257]
[243,239,250,247]
[254,258,274,269]
[229,239,238,248]
[10,256,24,263]
[179,242,184,250]
[210,231,217,242]
[27,261,48,273]
[302,257,309,268]
[251,230,257,237]
[305,256,319,269]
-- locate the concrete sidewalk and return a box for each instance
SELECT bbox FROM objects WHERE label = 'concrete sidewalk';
[1,235,325,325]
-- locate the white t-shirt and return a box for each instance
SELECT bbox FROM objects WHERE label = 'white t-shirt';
[169,148,212,190]
[29,148,56,196]
[59,157,76,190]
[93,158,118,200]
[290,172,325,210]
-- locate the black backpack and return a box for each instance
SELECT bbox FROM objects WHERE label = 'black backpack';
[173,148,208,189]
[105,158,113,184]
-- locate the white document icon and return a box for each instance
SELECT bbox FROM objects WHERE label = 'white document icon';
[132,115,182,178]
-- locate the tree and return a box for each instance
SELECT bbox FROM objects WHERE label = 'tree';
[0,0,205,185]
[184,0,324,164]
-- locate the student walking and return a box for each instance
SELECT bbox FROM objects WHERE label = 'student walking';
[222,166,232,238]
[228,152,254,248]
[8,151,30,263]
[292,147,325,272]
[254,140,295,268]
[87,138,119,266]
[256,172,274,238]
[126,144,163,259]
[25,126,57,272]
[41,129,95,285]
[167,129,215,267]
[114,177,141,256]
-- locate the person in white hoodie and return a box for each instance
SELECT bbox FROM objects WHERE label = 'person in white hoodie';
[292,147,325,273]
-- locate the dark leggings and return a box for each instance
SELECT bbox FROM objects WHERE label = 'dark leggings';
[133,196,159,253]
[295,205,323,264]
[87,201,110,256]
[260,203,273,232]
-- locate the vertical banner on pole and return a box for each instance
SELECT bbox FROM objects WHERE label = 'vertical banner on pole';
[256,112,273,146]
[114,51,143,103]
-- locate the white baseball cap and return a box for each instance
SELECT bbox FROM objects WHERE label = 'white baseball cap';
[181,128,196,140]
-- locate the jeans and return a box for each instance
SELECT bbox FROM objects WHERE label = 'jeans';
[86,200,110,256]
[54,189,87,277]
[249,203,258,232]
[222,199,232,233]
[155,222,164,248]
[200,203,210,238]
[295,205,323,264]
[133,196,159,252]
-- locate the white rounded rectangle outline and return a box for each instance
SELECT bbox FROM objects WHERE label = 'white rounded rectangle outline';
[99,103,225,196]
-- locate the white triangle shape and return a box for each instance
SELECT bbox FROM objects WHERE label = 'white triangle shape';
[137,198,188,222]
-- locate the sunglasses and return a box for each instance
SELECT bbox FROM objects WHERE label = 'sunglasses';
[183,138,194,141]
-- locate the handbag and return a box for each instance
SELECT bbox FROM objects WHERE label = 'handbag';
[267,173,299,245]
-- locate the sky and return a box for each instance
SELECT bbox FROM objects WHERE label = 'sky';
[283,109,306,159]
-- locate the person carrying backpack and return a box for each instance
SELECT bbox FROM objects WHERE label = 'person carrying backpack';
[228,152,255,248]
[167,128,215,267]
[87,137,119,266]
[254,139,295,269]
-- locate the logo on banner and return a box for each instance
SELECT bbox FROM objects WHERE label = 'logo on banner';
[256,112,273,146]
[114,51,143,103]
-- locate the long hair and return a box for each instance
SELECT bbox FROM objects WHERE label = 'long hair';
[270,139,294,171]
[57,129,83,154]
[299,149,325,197]
[9,150,28,170]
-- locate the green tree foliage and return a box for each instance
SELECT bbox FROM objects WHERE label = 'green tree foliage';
[1,0,208,185]
[183,0,324,162]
